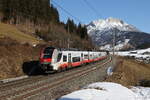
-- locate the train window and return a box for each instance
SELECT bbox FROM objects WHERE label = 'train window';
[43,48,54,57]
[57,53,62,62]
[68,53,71,63]
[63,55,67,62]
[81,53,83,57]
[72,57,80,62]
[84,54,88,59]
[43,54,51,59]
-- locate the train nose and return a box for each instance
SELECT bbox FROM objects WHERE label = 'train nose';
[40,58,52,63]
[40,54,52,64]
[43,58,51,62]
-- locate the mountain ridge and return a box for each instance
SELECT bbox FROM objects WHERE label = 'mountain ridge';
[87,17,150,50]
[87,17,140,34]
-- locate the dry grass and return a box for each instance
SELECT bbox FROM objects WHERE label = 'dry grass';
[0,41,41,79]
[0,22,40,45]
[105,56,150,87]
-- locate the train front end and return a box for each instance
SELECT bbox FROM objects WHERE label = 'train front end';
[39,47,55,72]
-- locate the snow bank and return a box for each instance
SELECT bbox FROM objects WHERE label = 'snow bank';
[59,82,137,100]
[131,86,150,100]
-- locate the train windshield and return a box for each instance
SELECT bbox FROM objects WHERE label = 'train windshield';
[43,55,51,59]
[43,47,54,58]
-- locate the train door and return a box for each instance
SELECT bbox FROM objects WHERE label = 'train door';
[81,53,83,64]
[88,51,90,60]
[68,53,72,67]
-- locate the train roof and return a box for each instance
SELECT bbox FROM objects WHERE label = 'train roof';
[44,46,108,52]
[44,47,55,50]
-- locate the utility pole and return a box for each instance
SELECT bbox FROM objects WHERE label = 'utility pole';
[67,23,70,49]
[112,30,116,67]
[67,38,70,49]
[50,0,52,7]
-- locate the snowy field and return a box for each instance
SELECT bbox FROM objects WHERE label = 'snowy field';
[115,48,150,58]
[115,48,150,63]
[59,82,150,100]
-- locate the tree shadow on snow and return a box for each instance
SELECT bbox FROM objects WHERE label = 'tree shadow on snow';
[138,80,150,87]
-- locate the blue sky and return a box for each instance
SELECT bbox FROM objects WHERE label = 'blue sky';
[52,0,150,33]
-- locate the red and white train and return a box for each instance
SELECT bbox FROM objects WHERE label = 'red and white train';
[39,47,108,73]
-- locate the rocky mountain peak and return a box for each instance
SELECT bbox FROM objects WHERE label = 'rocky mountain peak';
[106,17,125,25]
[87,17,139,35]
[87,17,150,50]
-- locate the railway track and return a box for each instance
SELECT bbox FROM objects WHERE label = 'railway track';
[0,56,112,100]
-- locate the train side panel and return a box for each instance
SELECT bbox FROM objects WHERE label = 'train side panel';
[39,47,108,73]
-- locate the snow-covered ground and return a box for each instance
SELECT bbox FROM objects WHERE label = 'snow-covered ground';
[132,86,150,100]
[116,48,150,58]
[100,39,131,51]
[114,48,150,63]
[59,82,150,100]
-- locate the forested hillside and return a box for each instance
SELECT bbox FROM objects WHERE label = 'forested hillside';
[1,0,59,24]
[0,0,93,49]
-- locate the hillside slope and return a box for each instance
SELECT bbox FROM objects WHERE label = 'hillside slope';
[0,23,44,79]
[0,23,41,45]
[105,57,150,86]
[0,42,40,79]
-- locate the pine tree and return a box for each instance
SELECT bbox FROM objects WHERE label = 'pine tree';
[0,0,59,25]
[66,18,77,33]
[77,23,88,39]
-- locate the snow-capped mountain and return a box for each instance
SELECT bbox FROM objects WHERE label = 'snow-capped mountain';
[87,17,150,50]
[87,17,139,35]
